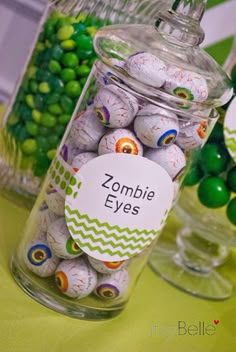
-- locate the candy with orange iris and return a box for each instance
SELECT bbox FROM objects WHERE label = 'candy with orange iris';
[98,129,143,156]
[177,119,208,150]
[55,258,97,298]
[88,256,127,274]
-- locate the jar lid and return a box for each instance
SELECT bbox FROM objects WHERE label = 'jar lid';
[94,0,233,113]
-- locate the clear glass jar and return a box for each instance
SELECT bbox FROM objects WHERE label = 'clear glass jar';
[0,0,168,209]
[11,0,232,320]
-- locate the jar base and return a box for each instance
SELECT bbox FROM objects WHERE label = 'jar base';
[11,256,126,321]
[148,245,233,301]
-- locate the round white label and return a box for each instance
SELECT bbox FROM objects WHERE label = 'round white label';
[65,154,174,261]
[224,97,236,161]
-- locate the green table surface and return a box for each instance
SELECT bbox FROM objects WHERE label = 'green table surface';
[1,196,236,352]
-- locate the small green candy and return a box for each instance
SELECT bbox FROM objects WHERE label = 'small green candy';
[65,81,81,98]
[226,198,236,225]
[76,49,94,60]
[49,77,64,93]
[26,66,37,79]
[39,126,51,136]
[49,60,62,74]
[32,109,41,123]
[7,113,19,126]
[199,143,230,176]
[51,45,64,60]
[61,39,76,50]
[183,164,204,186]
[26,121,39,136]
[58,114,71,124]
[48,103,63,115]
[29,80,38,94]
[53,124,66,136]
[25,94,35,108]
[86,26,97,37]
[57,25,74,41]
[227,166,236,192]
[40,113,57,128]
[75,34,93,50]
[48,134,59,147]
[60,95,75,114]
[34,94,47,110]
[76,65,90,77]
[56,18,72,30]
[36,69,52,82]
[72,23,86,36]
[198,176,230,208]
[61,52,78,68]
[46,92,60,105]
[47,149,57,160]
[60,68,76,82]
[39,82,51,94]
[36,136,50,151]
[21,139,37,155]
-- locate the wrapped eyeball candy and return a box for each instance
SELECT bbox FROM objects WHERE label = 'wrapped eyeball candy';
[70,110,106,151]
[176,119,208,150]
[164,66,208,103]
[145,144,186,180]
[134,104,179,148]
[24,232,60,277]
[60,135,81,165]
[95,59,125,87]
[37,203,59,233]
[125,52,166,88]
[95,268,129,300]
[71,152,97,172]
[98,129,143,156]
[94,84,138,128]
[47,217,83,259]
[45,186,65,216]
[55,258,97,298]
[88,256,128,274]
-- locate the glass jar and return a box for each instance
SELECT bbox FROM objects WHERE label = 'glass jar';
[0,0,169,209]
[11,0,232,320]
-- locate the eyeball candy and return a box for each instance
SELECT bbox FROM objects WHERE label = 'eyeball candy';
[55,258,97,298]
[164,66,208,103]
[176,119,208,150]
[134,104,179,148]
[24,233,60,277]
[88,256,128,274]
[94,84,139,128]
[37,203,59,233]
[125,52,166,88]
[60,135,81,164]
[70,110,106,151]
[95,268,129,300]
[98,129,143,156]
[47,217,83,259]
[71,152,97,172]
[145,144,186,180]
[45,186,65,216]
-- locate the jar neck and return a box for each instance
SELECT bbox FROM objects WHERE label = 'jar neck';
[155,0,207,46]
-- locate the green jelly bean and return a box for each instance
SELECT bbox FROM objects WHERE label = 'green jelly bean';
[39,82,51,94]
[49,60,62,74]
[39,126,51,136]
[50,11,65,21]
[34,93,47,111]
[199,143,230,176]
[58,114,71,124]
[32,109,41,123]
[88,56,97,66]
[60,68,76,82]
[227,166,236,192]
[60,95,75,113]
[22,78,29,91]
[40,48,53,62]
[26,66,37,79]
[75,34,93,50]
[44,21,55,37]
[48,103,63,115]
[7,113,20,126]
[36,69,52,82]
[49,76,64,93]
[72,23,86,36]
[65,80,81,98]
[51,45,64,60]
[53,124,66,137]
[29,80,38,94]
[25,94,35,108]
[56,17,72,30]
[21,139,37,155]
[198,176,230,208]
[76,64,90,77]
[61,39,76,51]
[36,136,50,151]
[183,164,204,186]
[76,48,94,60]
[61,52,78,68]
[86,26,97,37]
[40,113,57,127]
[19,104,32,122]
[57,25,74,41]
[80,77,88,87]
[16,88,25,102]
[36,42,45,52]
[26,121,39,136]
[226,198,236,225]
[46,92,60,105]
[47,149,56,160]
[33,151,51,176]
[48,134,59,148]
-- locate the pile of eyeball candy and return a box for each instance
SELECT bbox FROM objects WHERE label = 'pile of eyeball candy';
[24,51,209,301]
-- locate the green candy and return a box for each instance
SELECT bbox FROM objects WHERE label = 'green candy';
[60,68,76,82]
[46,92,60,105]
[7,113,20,126]
[36,136,50,151]
[26,121,39,136]
[61,39,76,50]
[76,48,94,60]
[28,80,38,94]
[53,124,66,137]
[56,18,72,30]
[51,45,64,60]
[198,176,230,208]
[61,52,78,68]
[36,69,52,82]
[33,151,51,177]
[58,114,71,124]
[198,143,230,176]
[72,23,86,36]
[76,65,90,77]
[21,139,37,155]
[34,94,47,110]
[227,166,236,192]
[39,126,51,136]
[208,122,224,143]
[19,104,32,122]
[49,76,64,93]
[25,94,35,108]
[40,113,57,128]
[32,109,41,123]
[48,135,59,148]
[39,82,51,94]
[80,77,88,87]
[48,103,63,115]
[183,164,204,186]
[65,81,81,98]
[226,198,236,225]
[26,66,37,79]
[49,60,62,74]
[60,95,75,114]
[47,149,56,160]
[75,34,93,50]
[57,25,74,41]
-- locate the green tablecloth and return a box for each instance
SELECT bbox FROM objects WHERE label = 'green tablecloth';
[1,196,236,352]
